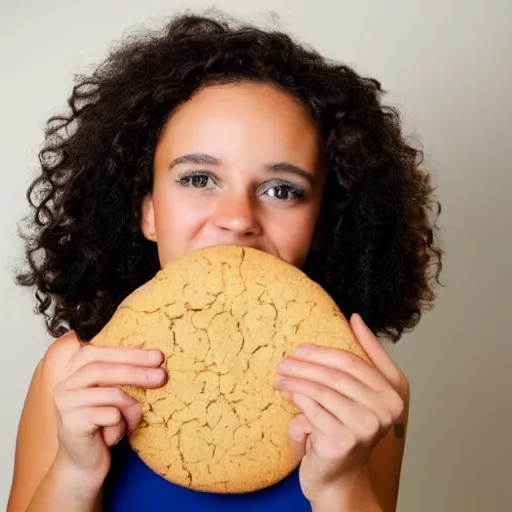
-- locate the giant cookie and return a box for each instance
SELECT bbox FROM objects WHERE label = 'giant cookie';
[91,245,371,493]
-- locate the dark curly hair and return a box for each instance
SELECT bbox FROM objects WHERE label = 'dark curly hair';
[15,12,443,344]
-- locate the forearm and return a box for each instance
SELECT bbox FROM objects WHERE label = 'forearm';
[26,454,103,512]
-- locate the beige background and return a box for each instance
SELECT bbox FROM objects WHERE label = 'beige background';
[1,0,510,510]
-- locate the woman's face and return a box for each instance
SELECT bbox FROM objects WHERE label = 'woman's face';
[142,82,325,269]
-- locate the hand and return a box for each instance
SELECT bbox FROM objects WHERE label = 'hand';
[274,313,406,507]
[52,345,167,487]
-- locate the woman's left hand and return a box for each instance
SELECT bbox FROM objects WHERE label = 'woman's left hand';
[274,313,407,508]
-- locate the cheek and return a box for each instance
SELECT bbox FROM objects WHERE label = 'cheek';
[152,186,207,245]
[269,209,318,263]
[152,182,190,227]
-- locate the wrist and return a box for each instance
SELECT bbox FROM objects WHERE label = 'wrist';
[26,451,105,512]
[310,470,382,512]
[53,449,106,500]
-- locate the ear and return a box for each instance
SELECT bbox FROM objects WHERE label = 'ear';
[141,195,157,242]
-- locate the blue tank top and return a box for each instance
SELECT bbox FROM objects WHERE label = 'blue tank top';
[103,438,312,511]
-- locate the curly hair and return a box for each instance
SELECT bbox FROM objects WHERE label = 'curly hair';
[15,12,443,343]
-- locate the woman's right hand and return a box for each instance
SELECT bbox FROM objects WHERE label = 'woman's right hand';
[51,344,167,487]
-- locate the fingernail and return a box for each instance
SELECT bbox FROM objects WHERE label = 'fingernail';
[151,368,167,383]
[277,359,291,372]
[280,390,293,401]
[294,344,311,357]
[148,350,163,364]
[353,313,366,327]
[274,374,285,386]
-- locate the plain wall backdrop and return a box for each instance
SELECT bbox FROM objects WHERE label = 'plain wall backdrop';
[1,1,510,510]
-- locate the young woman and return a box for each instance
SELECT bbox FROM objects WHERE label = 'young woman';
[8,13,442,512]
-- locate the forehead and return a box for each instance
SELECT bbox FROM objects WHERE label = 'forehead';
[156,82,322,170]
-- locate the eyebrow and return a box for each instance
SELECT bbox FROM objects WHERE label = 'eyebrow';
[266,162,314,184]
[169,152,314,184]
[168,153,221,169]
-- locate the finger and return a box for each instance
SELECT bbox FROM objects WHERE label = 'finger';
[62,406,123,437]
[288,413,313,459]
[287,391,340,439]
[64,362,167,391]
[277,377,386,442]
[56,387,143,433]
[58,387,138,410]
[70,345,164,373]
[350,314,406,390]
[276,359,403,420]
[290,393,367,468]
[87,407,123,433]
[290,344,390,392]
[279,390,294,402]
[103,422,127,447]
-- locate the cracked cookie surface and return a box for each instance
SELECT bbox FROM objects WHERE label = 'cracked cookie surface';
[91,245,370,493]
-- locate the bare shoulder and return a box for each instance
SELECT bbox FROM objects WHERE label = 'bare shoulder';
[42,330,82,375]
[7,331,81,512]
[26,330,82,400]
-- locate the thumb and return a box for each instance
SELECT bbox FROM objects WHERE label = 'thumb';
[350,313,406,391]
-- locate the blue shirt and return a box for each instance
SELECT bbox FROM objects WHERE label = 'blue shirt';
[103,439,312,511]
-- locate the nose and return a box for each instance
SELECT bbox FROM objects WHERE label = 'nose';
[211,191,262,237]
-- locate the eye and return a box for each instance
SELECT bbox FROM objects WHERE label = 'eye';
[265,183,305,202]
[177,172,215,189]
